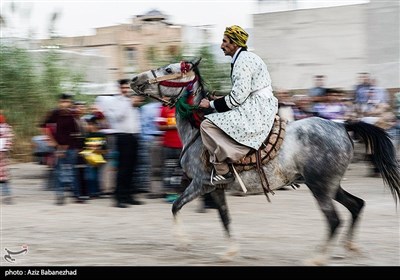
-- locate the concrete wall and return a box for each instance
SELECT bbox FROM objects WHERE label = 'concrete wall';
[39,17,182,82]
[367,0,399,89]
[253,1,399,91]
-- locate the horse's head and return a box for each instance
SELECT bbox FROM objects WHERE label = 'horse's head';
[130,57,202,106]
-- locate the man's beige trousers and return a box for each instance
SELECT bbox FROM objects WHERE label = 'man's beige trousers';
[200,119,251,175]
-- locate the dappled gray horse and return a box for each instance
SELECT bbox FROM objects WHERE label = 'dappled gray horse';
[130,58,400,265]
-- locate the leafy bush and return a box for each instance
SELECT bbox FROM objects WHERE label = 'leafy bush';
[0,45,84,162]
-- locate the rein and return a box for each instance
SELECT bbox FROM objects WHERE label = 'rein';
[134,61,210,164]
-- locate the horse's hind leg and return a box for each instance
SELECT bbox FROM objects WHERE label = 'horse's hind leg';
[210,187,239,261]
[305,185,342,266]
[210,188,231,237]
[334,186,365,253]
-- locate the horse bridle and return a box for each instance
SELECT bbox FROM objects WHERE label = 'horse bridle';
[136,61,208,162]
[136,61,198,107]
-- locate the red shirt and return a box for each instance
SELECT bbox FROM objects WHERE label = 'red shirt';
[158,106,182,149]
[41,108,80,149]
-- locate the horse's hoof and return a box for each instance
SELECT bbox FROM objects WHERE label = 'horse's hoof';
[344,241,361,252]
[303,255,328,266]
[217,243,239,262]
[343,241,365,261]
[218,254,234,262]
[217,250,237,262]
[176,242,189,251]
[172,227,190,250]
[173,232,190,248]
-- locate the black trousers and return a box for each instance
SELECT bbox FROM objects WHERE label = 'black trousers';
[115,133,139,202]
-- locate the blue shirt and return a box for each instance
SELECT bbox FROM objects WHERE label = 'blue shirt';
[140,101,164,141]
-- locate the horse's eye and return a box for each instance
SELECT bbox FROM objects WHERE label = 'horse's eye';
[166,68,173,74]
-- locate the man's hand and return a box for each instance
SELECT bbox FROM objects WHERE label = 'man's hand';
[206,91,218,100]
[199,98,210,109]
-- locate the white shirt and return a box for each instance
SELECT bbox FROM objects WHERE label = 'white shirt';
[95,94,141,134]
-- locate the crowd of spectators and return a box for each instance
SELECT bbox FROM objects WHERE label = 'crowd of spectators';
[4,73,399,207]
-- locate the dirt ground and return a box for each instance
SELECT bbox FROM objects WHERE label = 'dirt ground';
[0,160,399,268]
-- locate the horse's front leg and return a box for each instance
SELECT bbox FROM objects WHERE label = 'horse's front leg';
[171,179,239,261]
[210,187,239,261]
[171,177,215,249]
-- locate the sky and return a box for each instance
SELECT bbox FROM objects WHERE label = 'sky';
[1,0,367,43]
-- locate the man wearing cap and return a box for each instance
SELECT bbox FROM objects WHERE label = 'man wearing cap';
[198,25,278,185]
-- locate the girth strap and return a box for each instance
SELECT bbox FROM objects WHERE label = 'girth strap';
[255,149,274,202]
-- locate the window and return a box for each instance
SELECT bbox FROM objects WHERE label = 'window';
[125,47,137,66]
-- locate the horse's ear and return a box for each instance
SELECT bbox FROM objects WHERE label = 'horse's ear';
[190,57,202,68]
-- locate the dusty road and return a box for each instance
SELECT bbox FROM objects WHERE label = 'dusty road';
[0,161,399,267]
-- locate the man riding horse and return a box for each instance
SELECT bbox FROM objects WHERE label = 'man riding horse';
[198,25,278,185]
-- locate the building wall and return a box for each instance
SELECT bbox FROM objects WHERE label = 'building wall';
[34,2,399,93]
[367,0,399,89]
[253,1,399,91]
[39,16,182,84]
[254,4,367,90]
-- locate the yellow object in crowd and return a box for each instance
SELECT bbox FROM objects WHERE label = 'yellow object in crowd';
[167,117,176,126]
[79,149,106,166]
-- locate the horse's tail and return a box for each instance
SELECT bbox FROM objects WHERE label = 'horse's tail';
[345,121,400,204]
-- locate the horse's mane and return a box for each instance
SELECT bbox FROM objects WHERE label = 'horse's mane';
[174,62,212,128]
[192,63,207,93]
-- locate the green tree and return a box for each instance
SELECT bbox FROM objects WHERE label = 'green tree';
[0,5,85,161]
[195,46,230,94]
[146,44,231,94]
[0,45,43,154]
[0,45,85,161]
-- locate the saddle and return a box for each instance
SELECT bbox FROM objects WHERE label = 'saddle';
[233,115,286,172]
[201,115,287,199]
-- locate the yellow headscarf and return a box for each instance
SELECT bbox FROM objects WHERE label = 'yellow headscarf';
[224,25,249,48]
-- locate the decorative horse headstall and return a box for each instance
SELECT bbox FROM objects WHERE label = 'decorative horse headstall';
[133,61,198,107]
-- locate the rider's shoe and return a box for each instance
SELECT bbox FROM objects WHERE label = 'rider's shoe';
[210,171,235,185]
